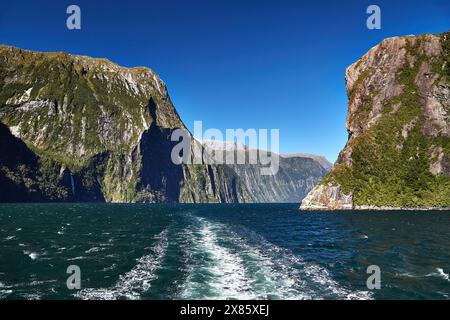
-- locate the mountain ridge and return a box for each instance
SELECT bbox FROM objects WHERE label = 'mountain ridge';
[0,45,327,203]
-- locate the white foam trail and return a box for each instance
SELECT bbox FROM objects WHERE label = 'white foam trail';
[181,219,253,300]
[235,242,314,300]
[76,229,169,300]
[180,218,312,299]
[235,226,372,300]
[301,263,371,300]
[180,217,371,300]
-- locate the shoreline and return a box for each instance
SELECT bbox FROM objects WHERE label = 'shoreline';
[300,206,450,212]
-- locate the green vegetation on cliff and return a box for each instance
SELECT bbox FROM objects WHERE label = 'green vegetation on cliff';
[321,32,450,208]
[0,46,328,204]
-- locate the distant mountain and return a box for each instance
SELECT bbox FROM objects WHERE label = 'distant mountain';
[0,46,327,203]
[282,153,332,171]
[301,31,450,210]
[201,141,329,203]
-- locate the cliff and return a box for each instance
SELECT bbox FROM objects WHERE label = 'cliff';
[0,45,327,203]
[301,31,450,210]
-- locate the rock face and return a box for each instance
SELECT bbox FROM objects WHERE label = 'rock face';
[301,31,450,210]
[0,45,327,203]
[226,154,329,203]
[301,184,353,210]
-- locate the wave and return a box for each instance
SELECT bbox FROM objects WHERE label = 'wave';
[0,279,58,300]
[426,268,450,282]
[436,268,450,281]
[23,250,39,260]
[230,224,372,300]
[0,289,13,299]
[85,247,107,254]
[180,219,254,300]
[0,282,12,299]
[178,216,371,300]
[75,229,169,300]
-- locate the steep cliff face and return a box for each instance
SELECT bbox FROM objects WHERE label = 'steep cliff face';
[0,46,327,203]
[301,31,450,210]
[207,148,329,203]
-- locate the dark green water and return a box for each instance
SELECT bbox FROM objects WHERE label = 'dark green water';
[0,203,448,300]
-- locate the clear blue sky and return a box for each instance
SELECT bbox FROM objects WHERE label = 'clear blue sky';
[0,0,448,162]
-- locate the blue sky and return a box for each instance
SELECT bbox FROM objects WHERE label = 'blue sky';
[0,0,449,162]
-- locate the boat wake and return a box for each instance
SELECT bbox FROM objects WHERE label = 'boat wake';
[179,218,254,299]
[74,215,372,300]
[75,229,169,300]
[178,216,371,300]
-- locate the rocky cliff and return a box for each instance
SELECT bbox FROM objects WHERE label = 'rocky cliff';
[202,142,330,203]
[0,45,327,203]
[301,31,450,210]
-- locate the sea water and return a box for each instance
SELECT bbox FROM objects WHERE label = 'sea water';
[0,203,448,300]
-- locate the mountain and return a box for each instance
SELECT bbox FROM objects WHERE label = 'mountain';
[239,154,329,203]
[201,142,329,203]
[0,45,327,203]
[301,31,450,210]
[282,153,332,171]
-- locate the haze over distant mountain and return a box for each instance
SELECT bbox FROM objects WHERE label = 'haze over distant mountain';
[0,45,327,203]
